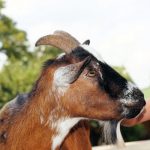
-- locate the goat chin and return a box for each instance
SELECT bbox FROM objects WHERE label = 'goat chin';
[98,120,125,148]
[115,107,145,148]
[100,107,146,147]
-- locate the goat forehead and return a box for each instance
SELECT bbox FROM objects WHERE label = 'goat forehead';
[80,44,104,63]
[72,46,127,84]
[71,46,100,63]
[55,46,127,90]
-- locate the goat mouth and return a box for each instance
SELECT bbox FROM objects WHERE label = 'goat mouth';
[121,98,146,119]
[123,106,145,119]
[132,107,145,118]
[126,108,142,119]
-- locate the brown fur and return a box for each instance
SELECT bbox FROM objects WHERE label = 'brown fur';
[0,57,123,150]
[60,121,91,150]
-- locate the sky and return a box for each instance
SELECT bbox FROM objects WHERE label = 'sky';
[1,0,150,88]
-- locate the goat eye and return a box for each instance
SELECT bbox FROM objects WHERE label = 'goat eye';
[87,70,96,77]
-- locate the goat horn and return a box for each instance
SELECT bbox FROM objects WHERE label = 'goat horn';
[54,30,80,45]
[35,31,80,53]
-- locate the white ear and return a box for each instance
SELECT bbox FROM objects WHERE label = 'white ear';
[52,64,74,96]
[53,57,91,96]
[53,64,78,88]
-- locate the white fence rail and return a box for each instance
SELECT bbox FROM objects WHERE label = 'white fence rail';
[93,140,150,150]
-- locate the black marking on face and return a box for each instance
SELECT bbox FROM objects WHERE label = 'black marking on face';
[123,87,144,102]
[98,62,128,99]
[71,47,94,60]
[71,47,128,99]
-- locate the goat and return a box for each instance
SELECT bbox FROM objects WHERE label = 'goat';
[0,30,145,150]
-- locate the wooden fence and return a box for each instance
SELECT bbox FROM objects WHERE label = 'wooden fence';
[93,140,150,150]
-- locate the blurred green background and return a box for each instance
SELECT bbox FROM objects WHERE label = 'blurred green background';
[0,0,150,146]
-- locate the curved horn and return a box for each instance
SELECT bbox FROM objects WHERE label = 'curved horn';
[35,30,80,53]
[54,30,80,45]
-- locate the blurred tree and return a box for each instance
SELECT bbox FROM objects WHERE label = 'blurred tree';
[0,0,4,9]
[0,46,61,107]
[121,124,147,142]
[0,0,61,107]
[0,0,149,142]
[113,66,133,81]
[143,86,150,99]
[0,0,31,60]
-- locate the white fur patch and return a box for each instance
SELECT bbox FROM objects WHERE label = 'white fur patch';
[52,67,70,96]
[81,44,104,62]
[120,82,141,115]
[40,114,44,124]
[121,82,138,105]
[51,117,81,150]
[126,82,137,94]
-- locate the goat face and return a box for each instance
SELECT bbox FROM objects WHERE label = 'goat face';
[36,31,145,121]
[50,46,145,121]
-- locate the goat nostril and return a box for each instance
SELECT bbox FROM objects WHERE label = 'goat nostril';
[137,95,146,107]
[122,98,146,109]
[136,100,145,109]
[122,99,146,119]
[141,99,146,107]
[136,99,145,108]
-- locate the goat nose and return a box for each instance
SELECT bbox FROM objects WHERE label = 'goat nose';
[123,97,146,109]
[123,87,146,108]
[137,98,146,108]
[133,91,146,108]
[140,99,146,107]
[122,98,146,119]
[132,89,145,100]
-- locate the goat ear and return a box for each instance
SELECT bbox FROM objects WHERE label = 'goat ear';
[54,57,91,87]
[82,40,90,45]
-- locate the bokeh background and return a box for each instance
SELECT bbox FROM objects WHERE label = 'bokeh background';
[0,0,150,146]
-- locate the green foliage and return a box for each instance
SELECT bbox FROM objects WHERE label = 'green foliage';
[121,124,147,142]
[142,86,150,99]
[0,0,4,10]
[114,66,133,81]
[0,0,30,60]
[0,0,149,144]
[0,14,30,59]
[0,47,61,108]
